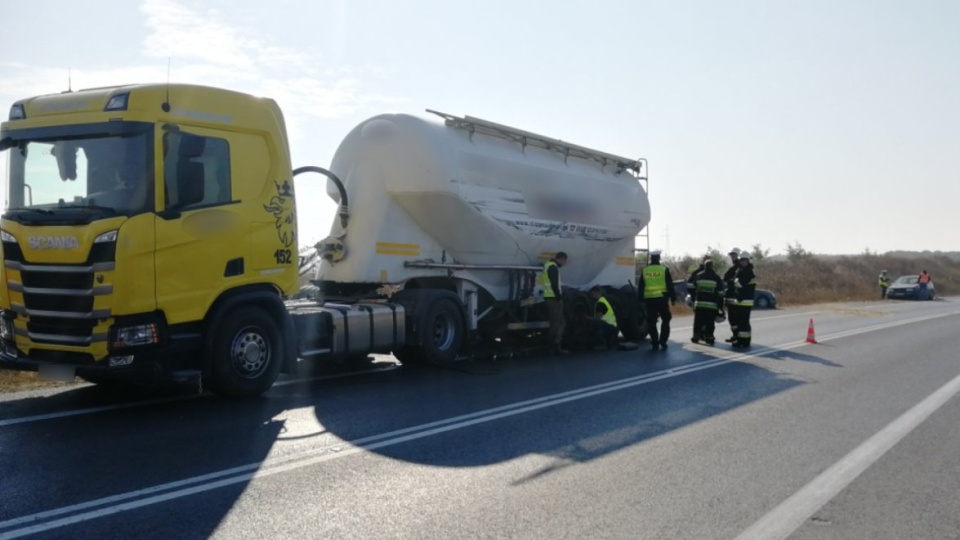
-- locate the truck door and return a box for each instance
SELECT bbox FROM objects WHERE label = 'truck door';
[154,126,247,325]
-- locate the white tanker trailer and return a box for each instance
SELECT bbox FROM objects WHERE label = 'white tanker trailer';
[306,110,650,364]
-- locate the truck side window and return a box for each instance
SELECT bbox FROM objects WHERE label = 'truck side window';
[163,132,232,211]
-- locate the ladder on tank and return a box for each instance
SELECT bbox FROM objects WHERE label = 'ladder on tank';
[633,161,650,285]
[426,110,645,176]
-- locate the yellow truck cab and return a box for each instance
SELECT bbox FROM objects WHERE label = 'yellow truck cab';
[0,84,300,395]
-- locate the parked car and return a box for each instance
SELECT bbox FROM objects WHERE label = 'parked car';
[886,275,935,300]
[675,280,778,309]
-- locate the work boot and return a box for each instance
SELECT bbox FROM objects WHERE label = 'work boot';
[690,337,700,344]
[705,338,715,346]
[649,342,659,352]
[659,341,668,350]
[725,336,737,343]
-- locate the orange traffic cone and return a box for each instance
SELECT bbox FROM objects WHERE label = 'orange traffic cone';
[805,318,818,344]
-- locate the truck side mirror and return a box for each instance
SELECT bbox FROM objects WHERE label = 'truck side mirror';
[176,161,205,207]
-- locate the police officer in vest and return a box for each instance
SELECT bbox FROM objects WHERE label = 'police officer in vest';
[588,285,618,351]
[539,252,569,354]
[878,270,890,299]
[638,250,676,351]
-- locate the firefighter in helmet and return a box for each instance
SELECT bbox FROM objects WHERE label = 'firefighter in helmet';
[731,251,756,348]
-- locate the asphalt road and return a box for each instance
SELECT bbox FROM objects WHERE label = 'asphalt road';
[1,298,959,540]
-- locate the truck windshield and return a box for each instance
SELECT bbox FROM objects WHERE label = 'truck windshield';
[3,122,153,223]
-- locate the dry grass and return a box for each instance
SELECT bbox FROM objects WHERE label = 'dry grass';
[0,369,73,392]
[752,254,958,305]
[666,253,959,306]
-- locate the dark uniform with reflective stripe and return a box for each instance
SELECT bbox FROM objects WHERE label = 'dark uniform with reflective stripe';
[723,259,740,341]
[689,264,724,344]
[732,262,756,347]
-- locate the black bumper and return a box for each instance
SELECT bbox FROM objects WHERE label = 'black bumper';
[0,333,203,382]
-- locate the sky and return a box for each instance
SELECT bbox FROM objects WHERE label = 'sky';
[1,0,958,257]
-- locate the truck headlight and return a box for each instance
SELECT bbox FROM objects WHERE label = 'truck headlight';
[104,93,130,112]
[0,230,15,243]
[9,103,25,120]
[0,318,14,340]
[112,324,158,348]
[94,230,118,243]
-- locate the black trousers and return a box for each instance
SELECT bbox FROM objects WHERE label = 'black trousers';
[645,297,672,344]
[880,286,887,299]
[693,308,717,342]
[594,320,618,347]
[730,304,752,346]
[725,299,738,337]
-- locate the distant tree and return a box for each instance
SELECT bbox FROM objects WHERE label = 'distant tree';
[786,241,812,262]
[862,247,876,256]
[750,243,770,263]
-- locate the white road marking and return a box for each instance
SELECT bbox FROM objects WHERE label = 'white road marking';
[0,365,399,428]
[735,369,960,540]
[0,397,198,428]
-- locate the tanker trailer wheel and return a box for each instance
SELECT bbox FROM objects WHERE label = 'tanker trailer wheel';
[208,306,283,397]
[616,285,647,342]
[419,297,466,365]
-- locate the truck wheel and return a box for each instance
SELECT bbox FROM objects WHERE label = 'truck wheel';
[209,306,283,397]
[420,297,465,365]
[614,285,647,341]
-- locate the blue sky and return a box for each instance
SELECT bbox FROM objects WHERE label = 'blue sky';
[2,0,958,257]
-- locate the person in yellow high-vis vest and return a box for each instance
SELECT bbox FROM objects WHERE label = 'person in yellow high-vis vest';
[637,250,676,351]
[878,270,890,299]
[538,252,569,354]
[588,286,618,351]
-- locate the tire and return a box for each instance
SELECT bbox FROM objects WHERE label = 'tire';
[755,296,770,309]
[391,290,467,366]
[614,284,647,341]
[208,306,283,397]
[418,297,466,364]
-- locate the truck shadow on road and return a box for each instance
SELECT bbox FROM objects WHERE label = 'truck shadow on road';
[0,342,838,538]
[306,345,814,475]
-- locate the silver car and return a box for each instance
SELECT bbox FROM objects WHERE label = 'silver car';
[886,275,935,300]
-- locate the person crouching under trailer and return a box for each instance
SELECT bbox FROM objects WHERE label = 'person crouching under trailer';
[588,286,619,351]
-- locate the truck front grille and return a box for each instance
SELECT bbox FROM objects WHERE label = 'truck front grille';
[3,239,115,346]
